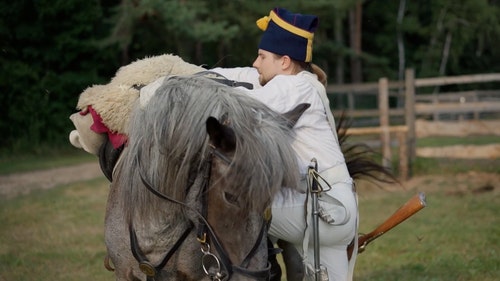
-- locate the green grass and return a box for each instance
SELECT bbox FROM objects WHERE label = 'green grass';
[0,137,498,280]
[411,135,500,176]
[1,178,498,281]
[0,178,110,281]
[0,147,96,175]
[411,157,500,175]
[354,190,499,281]
[416,135,500,147]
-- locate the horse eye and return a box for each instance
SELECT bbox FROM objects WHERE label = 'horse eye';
[223,192,240,207]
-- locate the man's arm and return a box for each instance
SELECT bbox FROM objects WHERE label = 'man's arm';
[210,67,260,88]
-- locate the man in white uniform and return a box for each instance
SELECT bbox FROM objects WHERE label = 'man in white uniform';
[212,7,358,281]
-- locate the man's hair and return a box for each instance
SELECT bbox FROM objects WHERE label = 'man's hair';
[273,54,327,86]
[310,63,327,86]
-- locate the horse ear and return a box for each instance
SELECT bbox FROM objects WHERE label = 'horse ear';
[282,103,310,128]
[206,116,236,152]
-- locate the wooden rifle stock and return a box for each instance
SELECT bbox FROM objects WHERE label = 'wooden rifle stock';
[347,192,427,260]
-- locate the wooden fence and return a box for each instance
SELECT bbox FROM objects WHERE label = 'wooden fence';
[327,70,500,180]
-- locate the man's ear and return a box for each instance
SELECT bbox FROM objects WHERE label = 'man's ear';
[281,55,292,70]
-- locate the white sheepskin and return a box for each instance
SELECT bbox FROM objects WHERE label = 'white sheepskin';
[76,54,205,134]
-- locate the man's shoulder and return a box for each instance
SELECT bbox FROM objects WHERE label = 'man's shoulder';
[273,72,311,83]
[272,72,320,90]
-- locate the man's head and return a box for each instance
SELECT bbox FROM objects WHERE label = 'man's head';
[252,7,318,85]
[252,50,287,86]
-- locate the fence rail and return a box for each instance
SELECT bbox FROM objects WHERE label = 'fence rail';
[328,70,500,180]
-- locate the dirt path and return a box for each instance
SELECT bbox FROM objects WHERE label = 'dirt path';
[1,159,498,199]
[0,162,104,199]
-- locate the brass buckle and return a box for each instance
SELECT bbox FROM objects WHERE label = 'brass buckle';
[139,261,156,277]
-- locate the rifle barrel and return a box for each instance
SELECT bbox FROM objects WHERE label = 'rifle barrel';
[347,192,426,260]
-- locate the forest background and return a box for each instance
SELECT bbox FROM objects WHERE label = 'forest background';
[2,0,500,155]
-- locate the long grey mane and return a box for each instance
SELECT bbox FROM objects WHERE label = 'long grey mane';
[115,75,299,222]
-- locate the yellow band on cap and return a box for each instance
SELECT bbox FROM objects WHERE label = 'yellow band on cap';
[269,10,314,40]
[269,10,314,62]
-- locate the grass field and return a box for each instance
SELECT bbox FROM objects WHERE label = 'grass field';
[0,147,96,175]
[0,178,110,280]
[1,174,498,280]
[0,138,499,280]
[354,188,499,281]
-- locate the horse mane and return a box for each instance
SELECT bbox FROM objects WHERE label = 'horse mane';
[114,75,300,222]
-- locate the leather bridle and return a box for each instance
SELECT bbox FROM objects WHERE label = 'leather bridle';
[128,145,271,280]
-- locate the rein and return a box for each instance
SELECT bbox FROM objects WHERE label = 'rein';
[129,145,270,280]
[194,71,254,90]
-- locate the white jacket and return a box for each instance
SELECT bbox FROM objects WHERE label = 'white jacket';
[212,67,346,180]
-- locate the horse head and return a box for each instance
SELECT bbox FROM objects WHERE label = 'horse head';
[105,75,303,280]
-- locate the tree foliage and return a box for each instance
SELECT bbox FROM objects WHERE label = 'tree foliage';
[1,0,119,153]
[1,0,500,153]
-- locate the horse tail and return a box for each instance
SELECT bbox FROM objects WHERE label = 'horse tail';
[336,112,399,184]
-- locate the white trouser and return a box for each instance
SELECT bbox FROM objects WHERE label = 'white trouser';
[269,164,358,281]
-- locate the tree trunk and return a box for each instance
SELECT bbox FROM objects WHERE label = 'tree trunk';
[397,0,407,107]
[432,31,452,97]
[421,5,448,76]
[439,31,452,76]
[349,2,362,83]
[334,13,344,85]
[397,0,406,84]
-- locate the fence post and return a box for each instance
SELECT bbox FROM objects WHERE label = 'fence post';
[405,68,416,170]
[397,131,409,180]
[348,92,355,112]
[379,77,392,169]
